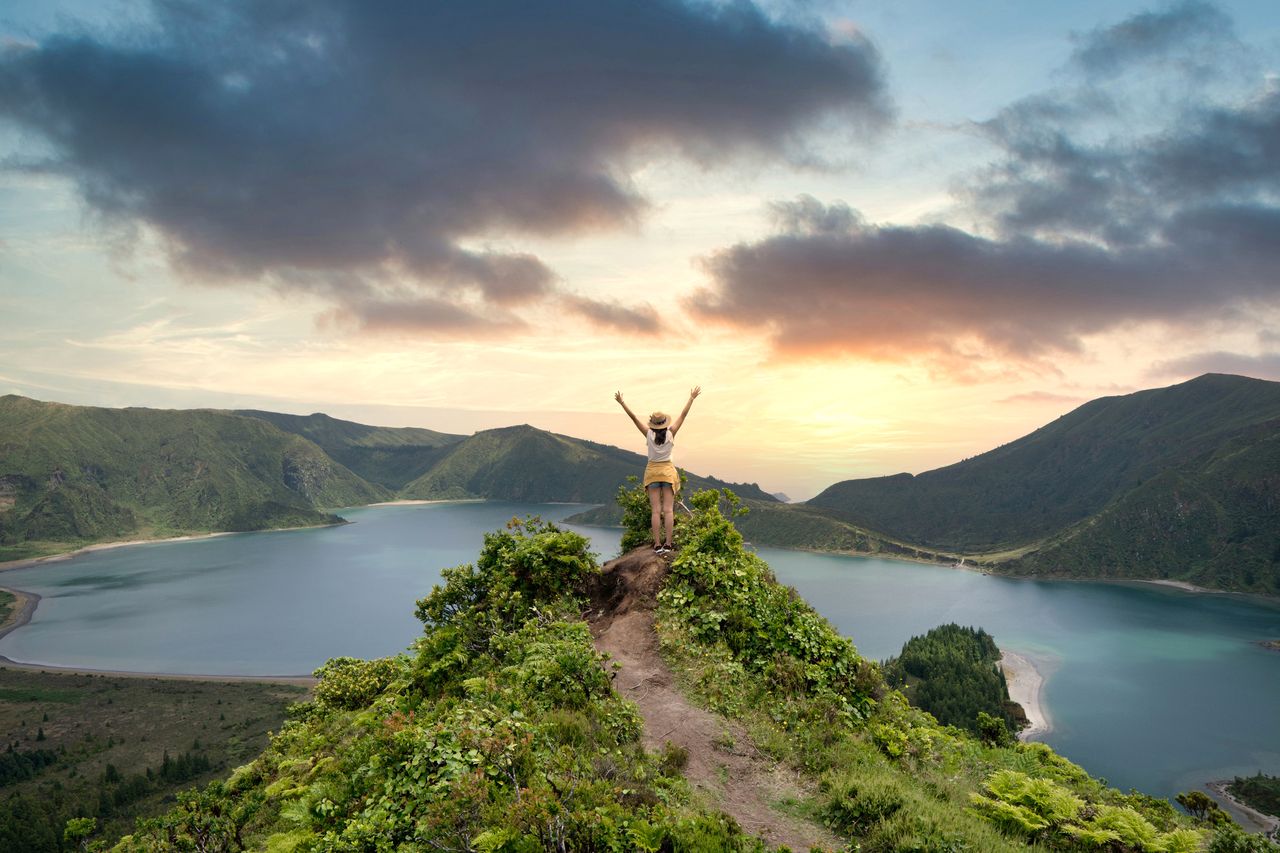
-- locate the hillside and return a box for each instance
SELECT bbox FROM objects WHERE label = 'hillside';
[400,423,779,504]
[0,396,388,560]
[803,374,1280,594]
[0,398,776,561]
[100,490,1250,852]
[235,409,464,490]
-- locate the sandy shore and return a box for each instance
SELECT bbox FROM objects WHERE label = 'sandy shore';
[0,531,239,572]
[0,586,39,642]
[366,498,482,506]
[1207,780,1280,838]
[1134,578,1223,594]
[0,654,315,686]
[1000,650,1053,741]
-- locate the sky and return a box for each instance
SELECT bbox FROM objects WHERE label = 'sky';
[2,0,1278,500]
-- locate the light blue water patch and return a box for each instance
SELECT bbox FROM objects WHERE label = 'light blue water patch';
[0,502,619,676]
[754,543,1280,804]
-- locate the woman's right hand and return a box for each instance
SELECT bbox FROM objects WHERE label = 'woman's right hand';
[614,391,624,404]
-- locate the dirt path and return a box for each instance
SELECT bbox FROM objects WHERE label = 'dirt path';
[588,547,842,852]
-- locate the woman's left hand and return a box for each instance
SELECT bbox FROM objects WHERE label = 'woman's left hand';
[689,386,701,399]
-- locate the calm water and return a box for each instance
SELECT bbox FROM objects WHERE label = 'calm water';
[1,503,1277,806]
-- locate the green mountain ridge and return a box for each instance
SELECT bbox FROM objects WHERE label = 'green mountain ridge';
[234,409,465,490]
[0,396,387,558]
[0,397,775,562]
[399,423,779,504]
[729,374,1280,595]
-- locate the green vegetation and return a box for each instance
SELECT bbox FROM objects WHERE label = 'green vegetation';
[1228,774,1280,820]
[0,396,388,561]
[235,410,464,490]
[643,487,1256,851]
[882,624,1025,741]
[801,374,1280,594]
[0,590,13,627]
[0,667,302,851]
[73,490,1272,850]
[1,397,774,562]
[110,518,771,851]
[400,424,777,505]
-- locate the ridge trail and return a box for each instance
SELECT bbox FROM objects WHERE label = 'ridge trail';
[587,547,842,852]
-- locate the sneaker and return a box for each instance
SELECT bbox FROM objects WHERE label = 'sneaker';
[653,545,665,554]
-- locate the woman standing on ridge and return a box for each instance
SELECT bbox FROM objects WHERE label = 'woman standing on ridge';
[614,386,700,554]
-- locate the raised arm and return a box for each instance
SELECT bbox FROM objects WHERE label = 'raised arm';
[614,391,647,436]
[670,386,701,435]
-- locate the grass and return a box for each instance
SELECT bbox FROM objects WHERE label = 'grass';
[655,616,1042,852]
[0,589,13,625]
[0,667,305,845]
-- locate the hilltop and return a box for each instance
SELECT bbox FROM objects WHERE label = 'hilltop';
[97,488,1254,852]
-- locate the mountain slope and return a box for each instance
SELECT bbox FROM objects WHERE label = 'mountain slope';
[400,423,779,504]
[0,396,388,558]
[804,374,1280,593]
[235,409,464,489]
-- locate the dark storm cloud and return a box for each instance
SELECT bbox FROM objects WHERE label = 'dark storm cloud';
[0,0,889,333]
[689,4,1280,368]
[689,197,1272,362]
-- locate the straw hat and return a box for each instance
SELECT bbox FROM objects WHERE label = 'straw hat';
[648,412,671,429]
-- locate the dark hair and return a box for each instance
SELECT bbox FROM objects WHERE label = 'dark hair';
[653,427,668,446]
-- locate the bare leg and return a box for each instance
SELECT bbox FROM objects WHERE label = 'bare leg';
[662,486,675,546]
[648,485,663,547]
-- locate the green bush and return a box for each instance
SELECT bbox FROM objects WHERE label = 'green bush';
[312,656,402,711]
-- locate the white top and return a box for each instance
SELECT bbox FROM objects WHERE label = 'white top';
[646,429,674,462]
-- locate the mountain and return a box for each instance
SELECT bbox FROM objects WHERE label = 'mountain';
[399,424,779,504]
[0,397,775,561]
[235,409,464,489]
[803,374,1280,593]
[0,396,388,560]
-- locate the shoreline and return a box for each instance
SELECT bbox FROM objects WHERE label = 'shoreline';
[364,498,484,507]
[0,586,39,642]
[0,530,240,572]
[0,654,315,687]
[1207,780,1280,838]
[0,519,358,574]
[999,650,1053,741]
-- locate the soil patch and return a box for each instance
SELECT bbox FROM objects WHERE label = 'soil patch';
[588,547,842,852]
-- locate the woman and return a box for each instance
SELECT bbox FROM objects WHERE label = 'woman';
[614,386,701,553]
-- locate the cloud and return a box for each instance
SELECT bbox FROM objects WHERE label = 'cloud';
[0,0,889,333]
[689,4,1280,371]
[1149,351,1280,382]
[1068,0,1235,78]
[688,201,1271,363]
[559,294,660,335]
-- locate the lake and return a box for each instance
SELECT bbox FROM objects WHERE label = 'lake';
[1,501,1277,810]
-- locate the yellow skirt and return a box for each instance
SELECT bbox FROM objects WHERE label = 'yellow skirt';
[642,460,680,491]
